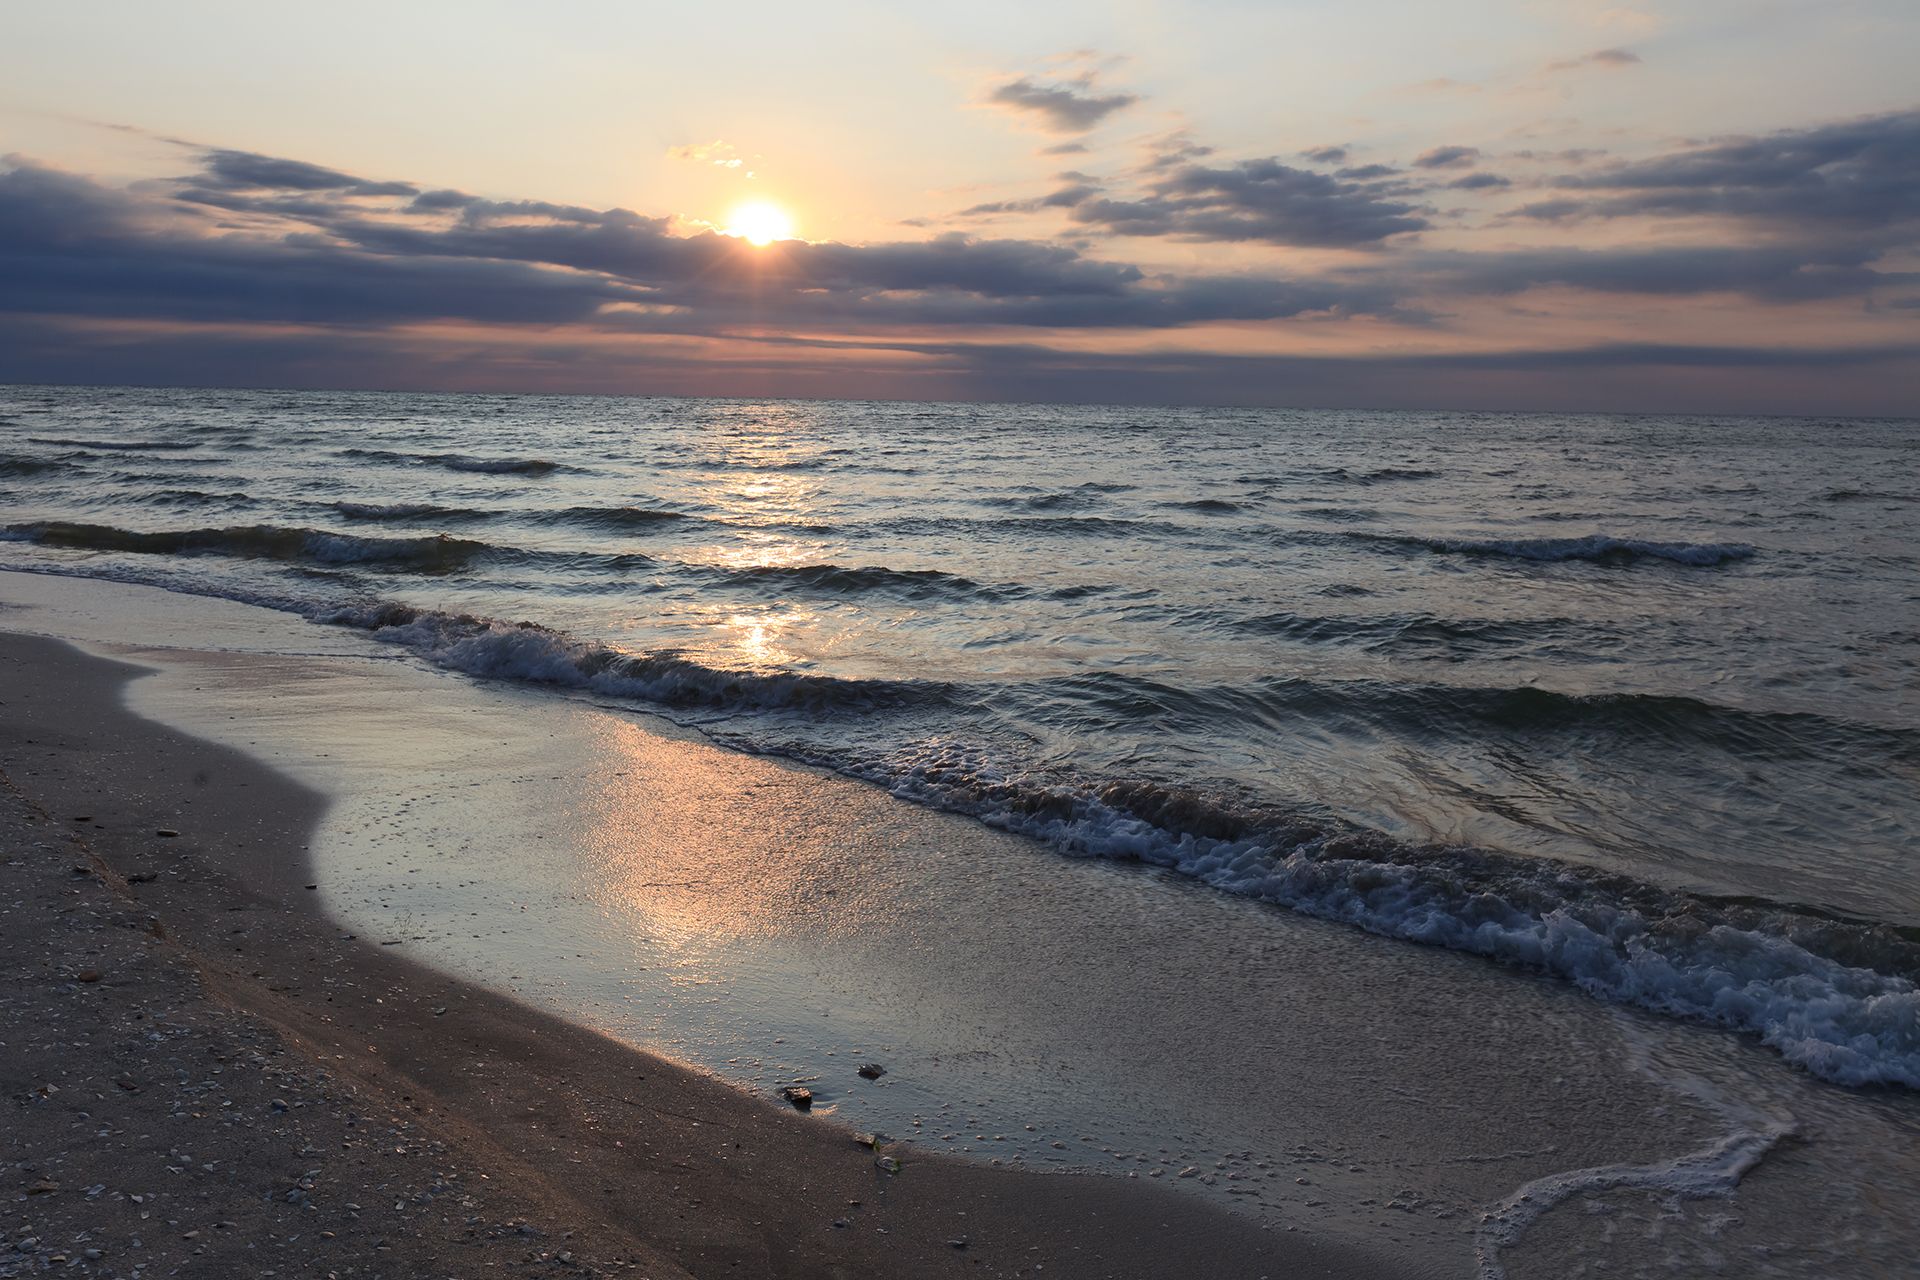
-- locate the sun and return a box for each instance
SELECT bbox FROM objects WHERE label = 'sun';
[724,201,794,247]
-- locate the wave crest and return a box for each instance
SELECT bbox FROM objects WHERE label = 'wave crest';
[859,743,1920,1088]
[316,603,949,711]
[0,455,70,477]
[1365,532,1756,566]
[338,448,560,476]
[331,501,490,522]
[0,521,486,572]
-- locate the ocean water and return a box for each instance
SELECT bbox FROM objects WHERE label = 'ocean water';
[3,383,1917,1088]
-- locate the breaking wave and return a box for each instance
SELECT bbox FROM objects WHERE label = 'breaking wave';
[316,602,948,711]
[849,745,1920,1089]
[296,597,1920,1089]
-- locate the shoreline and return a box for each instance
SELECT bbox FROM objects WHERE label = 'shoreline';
[0,628,1397,1279]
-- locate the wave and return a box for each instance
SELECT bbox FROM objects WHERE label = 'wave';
[984,482,1133,512]
[26,436,201,452]
[701,561,1011,602]
[435,453,560,476]
[0,521,487,573]
[338,448,560,476]
[331,501,492,522]
[546,505,694,531]
[1296,506,1379,523]
[1362,532,1756,567]
[1025,670,1917,768]
[316,603,949,711]
[15,552,1904,1089]
[847,744,1920,1088]
[0,455,70,477]
[875,514,1160,540]
[126,488,257,510]
[1348,466,1439,484]
[1822,488,1919,504]
[1167,498,1242,514]
[1235,609,1566,655]
[1270,465,1440,487]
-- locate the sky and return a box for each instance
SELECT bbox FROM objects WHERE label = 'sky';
[1,0,1917,414]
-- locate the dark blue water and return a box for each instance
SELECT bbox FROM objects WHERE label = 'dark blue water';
[4,384,1917,1084]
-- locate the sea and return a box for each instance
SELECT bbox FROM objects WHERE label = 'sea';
[2,382,1917,1098]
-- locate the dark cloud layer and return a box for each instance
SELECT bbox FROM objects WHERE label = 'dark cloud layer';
[1515,109,1920,232]
[2,126,1916,413]
[6,309,1910,415]
[1060,157,1429,247]
[1399,244,1906,304]
[0,153,1410,342]
[196,149,419,197]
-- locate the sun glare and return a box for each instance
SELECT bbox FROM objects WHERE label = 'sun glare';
[724,201,794,247]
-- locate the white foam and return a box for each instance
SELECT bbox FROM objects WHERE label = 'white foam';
[10,558,1915,1093]
[868,743,1920,1090]
[1472,1125,1789,1280]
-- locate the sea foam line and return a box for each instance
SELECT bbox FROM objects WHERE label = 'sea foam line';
[1472,1125,1790,1280]
[323,603,1920,1091]
[1,554,1911,1093]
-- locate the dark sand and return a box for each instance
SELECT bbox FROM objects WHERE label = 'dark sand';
[0,631,1407,1279]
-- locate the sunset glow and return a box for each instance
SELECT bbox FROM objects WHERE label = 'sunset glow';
[724,201,794,247]
[0,3,1915,412]
[0,7,1916,1275]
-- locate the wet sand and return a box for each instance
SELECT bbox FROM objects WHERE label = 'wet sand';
[0,627,1395,1279]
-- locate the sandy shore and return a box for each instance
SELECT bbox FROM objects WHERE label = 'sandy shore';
[0,629,1397,1280]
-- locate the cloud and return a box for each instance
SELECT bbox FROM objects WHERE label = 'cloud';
[985,75,1138,133]
[0,151,1408,342]
[194,149,419,197]
[1302,145,1350,165]
[1548,47,1643,72]
[1510,148,1608,166]
[1400,244,1905,303]
[957,181,1103,218]
[1514,108,1920,232]
[1060,157,1429,247]
[4,129,1915,414]
[11,304,1911,413]
[668,140,747,170]
[1412,145,1481,170]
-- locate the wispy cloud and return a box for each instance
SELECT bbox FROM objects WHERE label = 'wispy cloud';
[1412,145,1481,170]
[667,140,754,175]
[985,73,1138,133]
[1547,47,1643,73]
